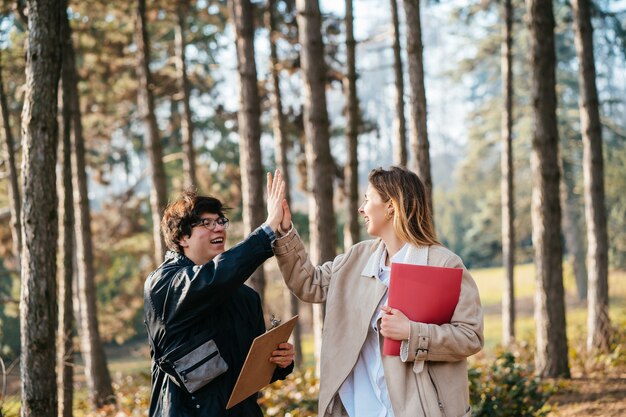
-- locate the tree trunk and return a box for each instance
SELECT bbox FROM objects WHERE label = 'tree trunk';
[58,19,75,413]
[175,0,197,189]
[500,0,515,347]
[136,0,168,264]
[343,0,360,249]
[19,1,62,415]
[266,0,302,366]
[63,9,116,407]
[0,49,22,267]
[230,0,267,302]
[403,0,433,215]
[390,0,407,167]
[559,157,588,301]
[526,0,570,378]
[571,0,611,352]
[296,0,337,375]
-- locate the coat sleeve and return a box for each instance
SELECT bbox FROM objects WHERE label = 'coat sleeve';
[401,254,484,365]
[150,227,274,327]
[272,229,342,304]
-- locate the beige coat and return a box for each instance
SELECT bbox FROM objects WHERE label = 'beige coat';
[273,231,484,417]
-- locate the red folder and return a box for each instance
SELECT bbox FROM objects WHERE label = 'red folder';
[383,263,463,356]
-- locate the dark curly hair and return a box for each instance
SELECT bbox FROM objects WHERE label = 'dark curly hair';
[161,189,228,253]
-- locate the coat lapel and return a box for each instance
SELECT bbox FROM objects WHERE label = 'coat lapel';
[401,244,429,266]
[360,239,386,278]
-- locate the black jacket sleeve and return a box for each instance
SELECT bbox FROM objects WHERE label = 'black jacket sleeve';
[150,226,274,328]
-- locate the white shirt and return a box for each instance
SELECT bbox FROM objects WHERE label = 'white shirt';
[338,244,410,417]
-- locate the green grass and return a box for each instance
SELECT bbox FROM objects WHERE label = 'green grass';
[472,264,626,350]
[294,264,626,365]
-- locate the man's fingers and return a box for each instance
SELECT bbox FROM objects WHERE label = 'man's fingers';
[272,170,281,196]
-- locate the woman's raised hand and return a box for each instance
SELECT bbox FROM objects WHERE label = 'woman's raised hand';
[265,170,286,232]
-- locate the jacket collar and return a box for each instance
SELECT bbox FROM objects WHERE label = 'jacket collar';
[164,250,195,267]
[360,240,429,278]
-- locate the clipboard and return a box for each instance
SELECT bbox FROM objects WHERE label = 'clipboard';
[226,315,298,409]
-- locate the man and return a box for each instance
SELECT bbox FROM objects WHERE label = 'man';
[144,172,295,416]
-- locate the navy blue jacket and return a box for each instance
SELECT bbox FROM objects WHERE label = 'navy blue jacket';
[144,227,292,416]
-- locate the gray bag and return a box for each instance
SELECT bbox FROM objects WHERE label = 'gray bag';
[162,338,229,393]
[146,322,228,394]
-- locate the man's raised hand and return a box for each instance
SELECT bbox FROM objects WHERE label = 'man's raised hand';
[265,170,285,232]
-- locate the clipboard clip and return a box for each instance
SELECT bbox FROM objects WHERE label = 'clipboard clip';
[269,314,281,329]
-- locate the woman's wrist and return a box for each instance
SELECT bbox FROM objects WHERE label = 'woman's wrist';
[277,222,294,238]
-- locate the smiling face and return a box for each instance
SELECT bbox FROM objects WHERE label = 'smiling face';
[179,213,227,265]
[358,184,393,239]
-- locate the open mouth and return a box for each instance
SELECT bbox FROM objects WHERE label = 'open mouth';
[210,238,224,244]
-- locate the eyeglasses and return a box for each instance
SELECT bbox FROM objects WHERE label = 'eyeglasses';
[192,217,230,231]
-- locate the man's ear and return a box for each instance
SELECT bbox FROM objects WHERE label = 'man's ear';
[178,235,190,249]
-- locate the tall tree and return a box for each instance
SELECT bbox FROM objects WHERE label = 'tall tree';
[403,0,433,214]
[526,0,570,378]
[19,0,62,415]
[62,6,116,407]
[390,0,407,167]
[296,0,337,373]
[58,14,75,413]
[266,0,302,366]
[137,0,168,264]
[175,0,198,189]
[571,0,610,352]
[500,0,515,347]
[0,48,21,266]
[230,0,267,301]
[559,157,587,300]
[343,0,359,248]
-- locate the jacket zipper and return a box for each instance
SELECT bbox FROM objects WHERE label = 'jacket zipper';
[180,349,219,379]
[427,366,446,417]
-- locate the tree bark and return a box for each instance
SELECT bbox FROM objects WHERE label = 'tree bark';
[230,0,267,302]
[526,0,570,378]
[267,0,302,366]
[343,0,360,248]
[296,0,337,375]
[390,0,407,167]
[136,0,168,264]
[500,0,515,347]
[63,8,116,407]
[175,0,198,189]
[571,0,611,352]
[559,157,588,301]
[0,49,22,267]
[58,18,75,413]
[402,0,433,214]
[19,1,62,415]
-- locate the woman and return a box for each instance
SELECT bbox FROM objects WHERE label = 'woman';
[273,166,483,417]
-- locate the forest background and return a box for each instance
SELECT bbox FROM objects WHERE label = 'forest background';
[0,0,625,416]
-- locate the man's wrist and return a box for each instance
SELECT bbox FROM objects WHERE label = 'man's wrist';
[261,223,278,242]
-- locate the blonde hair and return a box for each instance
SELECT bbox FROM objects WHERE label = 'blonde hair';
[368,166,439,247]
